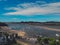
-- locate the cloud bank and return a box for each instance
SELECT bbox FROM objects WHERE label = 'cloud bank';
[4,1,60,15]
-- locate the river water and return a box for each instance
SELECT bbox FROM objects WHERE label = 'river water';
[6,23,60,37]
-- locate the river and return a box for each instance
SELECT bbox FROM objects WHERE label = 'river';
[6,23,60,37]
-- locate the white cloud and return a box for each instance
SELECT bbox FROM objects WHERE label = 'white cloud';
[5,7,23,11]
[4,1,60,15]
[12,18,17,20]
[17,1,46,8]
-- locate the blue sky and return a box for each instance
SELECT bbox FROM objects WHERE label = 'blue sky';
[0,0,60,22]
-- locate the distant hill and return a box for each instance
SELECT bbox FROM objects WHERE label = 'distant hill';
[20,21,60,26]
[1,21,60,26]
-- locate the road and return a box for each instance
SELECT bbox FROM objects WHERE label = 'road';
[16,39,39,45]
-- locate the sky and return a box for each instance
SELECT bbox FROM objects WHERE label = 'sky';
[0,0,60,22]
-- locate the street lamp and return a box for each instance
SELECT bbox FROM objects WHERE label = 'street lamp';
[56,34,59,45]
[56,34,59,37]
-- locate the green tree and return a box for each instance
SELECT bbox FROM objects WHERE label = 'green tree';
[49,38,55,45]
[37,37,42,43]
